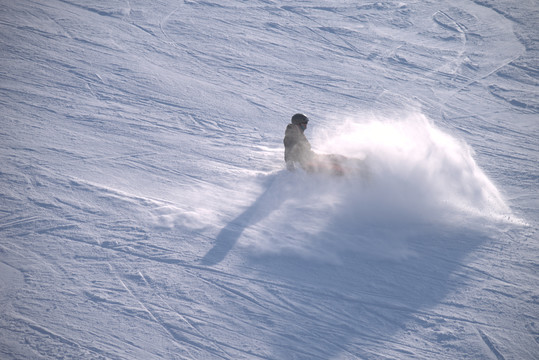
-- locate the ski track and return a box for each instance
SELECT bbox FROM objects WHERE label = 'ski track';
[1,0,538,359]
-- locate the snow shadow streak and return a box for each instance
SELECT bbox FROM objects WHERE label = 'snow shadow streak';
[200,174,286,266]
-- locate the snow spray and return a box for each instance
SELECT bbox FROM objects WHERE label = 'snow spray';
[238,113,519,261]
[314,113,511,219]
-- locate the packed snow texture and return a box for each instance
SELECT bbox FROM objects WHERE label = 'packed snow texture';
[1,0,537,359]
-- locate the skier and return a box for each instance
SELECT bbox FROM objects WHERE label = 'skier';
[283,113,348,175]
[283,113,316,171]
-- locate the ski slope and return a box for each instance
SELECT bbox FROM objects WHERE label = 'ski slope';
[1,0,537,359]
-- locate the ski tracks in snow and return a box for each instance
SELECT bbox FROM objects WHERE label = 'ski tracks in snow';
[1,0,537,359]
[477,328,506,360]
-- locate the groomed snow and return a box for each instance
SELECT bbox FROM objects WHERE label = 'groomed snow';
[1,0,537,359]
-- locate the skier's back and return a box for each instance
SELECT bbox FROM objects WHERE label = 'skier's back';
[283,113,315,171]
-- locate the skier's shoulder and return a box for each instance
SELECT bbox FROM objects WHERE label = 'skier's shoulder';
[285,123,299,136]
[285,123,296,131]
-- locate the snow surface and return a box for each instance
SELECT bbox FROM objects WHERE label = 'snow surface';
[1,0,538,359]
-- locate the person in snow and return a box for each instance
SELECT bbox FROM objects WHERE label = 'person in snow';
[283,113,316,171]
[284,113,359,176]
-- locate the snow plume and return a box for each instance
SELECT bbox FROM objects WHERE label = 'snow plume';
[234,113,516,262]
[315,112,511,219]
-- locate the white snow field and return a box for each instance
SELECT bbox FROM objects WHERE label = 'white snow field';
[1,0,537,359]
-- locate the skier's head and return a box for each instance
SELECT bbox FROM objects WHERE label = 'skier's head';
[291,113,309,131]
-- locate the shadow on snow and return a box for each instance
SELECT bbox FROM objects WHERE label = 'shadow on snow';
[200,170,495,358]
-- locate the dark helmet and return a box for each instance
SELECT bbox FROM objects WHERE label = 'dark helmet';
[291,113,309,125]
